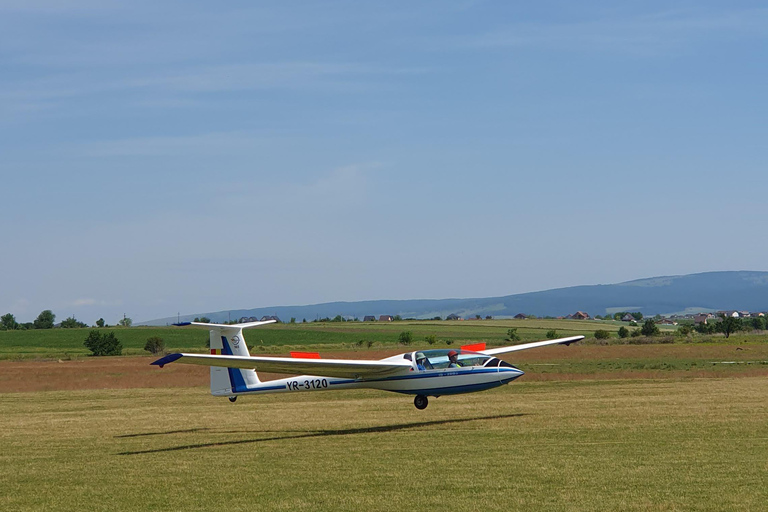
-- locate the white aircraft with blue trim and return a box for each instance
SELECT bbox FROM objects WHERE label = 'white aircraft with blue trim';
[151,320,584,409]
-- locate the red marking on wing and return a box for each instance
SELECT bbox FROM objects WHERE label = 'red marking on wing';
[461,342,487,352]
[290,351,321,359]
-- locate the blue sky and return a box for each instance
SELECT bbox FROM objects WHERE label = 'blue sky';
[2,1,767,323]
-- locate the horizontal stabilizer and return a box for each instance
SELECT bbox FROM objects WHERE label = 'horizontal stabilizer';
[190,320,276,331]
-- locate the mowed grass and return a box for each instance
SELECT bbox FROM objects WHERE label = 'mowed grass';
[1,378,766,511]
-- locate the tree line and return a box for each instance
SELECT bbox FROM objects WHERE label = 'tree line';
[0,310,132,331]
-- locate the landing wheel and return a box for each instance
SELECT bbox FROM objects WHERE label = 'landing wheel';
[414,395,428,410]
[228,396,237,403]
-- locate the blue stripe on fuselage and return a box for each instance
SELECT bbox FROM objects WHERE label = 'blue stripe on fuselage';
[329,367,520,386]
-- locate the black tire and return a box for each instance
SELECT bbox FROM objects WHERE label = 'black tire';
[228,396,237,403]
[414,395,428,410]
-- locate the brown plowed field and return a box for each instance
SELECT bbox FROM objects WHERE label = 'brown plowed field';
[2,344,767,393]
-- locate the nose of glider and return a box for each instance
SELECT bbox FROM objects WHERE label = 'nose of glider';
[500,367,524,383]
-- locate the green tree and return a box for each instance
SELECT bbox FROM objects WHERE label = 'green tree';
[118,316,133,327]
[717,315,742,339]
[594,329,610,339]
[425,334,437,345]
[1,313,19,330]
[144,336,165,354]
[749,317,765,331]
[631,312,643,321]
[61,316,87,328]
[546,329,558,339]
[641,319,660,337]
[398,331,413,345]
[393,315,403,321]
[33,310,55,329]
[617,326,629,338]
[84,330,122,356]
[506,328,520,342]
[95,318,105,328]
[676,324,692,337]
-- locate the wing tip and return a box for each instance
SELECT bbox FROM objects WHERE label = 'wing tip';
[151,353,183,367]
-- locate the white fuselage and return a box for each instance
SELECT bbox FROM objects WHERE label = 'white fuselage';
[215,365,524,398]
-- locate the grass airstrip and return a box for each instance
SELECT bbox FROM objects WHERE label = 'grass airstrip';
[1,320,767,511]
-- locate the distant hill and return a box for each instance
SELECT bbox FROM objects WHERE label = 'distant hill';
[140,271,768,325]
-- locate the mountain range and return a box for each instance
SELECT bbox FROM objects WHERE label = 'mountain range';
[141,271,768,325]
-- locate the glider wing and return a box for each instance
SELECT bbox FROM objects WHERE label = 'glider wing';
[479,335,584,356]
[151,353,412,379]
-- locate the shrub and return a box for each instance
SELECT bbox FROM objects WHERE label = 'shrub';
[641,319,660,337]
[594,330,610,340]
[398,331,413,345]
[144,336,165,354]
[84,330,122,356]
[425,334,437,345]
[618,326,629,338]
[546,329,558,339]
[507,328,521,342]
[630,329,642,337]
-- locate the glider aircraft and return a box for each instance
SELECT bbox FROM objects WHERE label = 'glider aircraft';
[152,320,584,409]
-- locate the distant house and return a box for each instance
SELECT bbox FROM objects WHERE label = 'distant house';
[363,315,376,322]
[694,314,711,325]
[260,315,281,323]
[571,311,590,320]
[379,315,393,322]
[621,314,635,322]
[717,310,740,318]
[658,318,677,325]
[513,313,527,319]
[446,313,461,321]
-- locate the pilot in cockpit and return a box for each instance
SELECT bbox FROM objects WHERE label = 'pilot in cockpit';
[447,350,462,368]
[416,352,432,370]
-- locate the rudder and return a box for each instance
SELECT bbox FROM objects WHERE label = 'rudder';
[197,321,269,396]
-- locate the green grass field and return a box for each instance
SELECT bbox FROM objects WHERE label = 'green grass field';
[1,378,766,511]
[0,319,718,360]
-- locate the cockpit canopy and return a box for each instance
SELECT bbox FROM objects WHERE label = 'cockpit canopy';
[410,349,517,370]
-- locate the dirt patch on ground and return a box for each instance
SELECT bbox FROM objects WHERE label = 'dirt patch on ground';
[0,350,411,393]
[1,344,767,393]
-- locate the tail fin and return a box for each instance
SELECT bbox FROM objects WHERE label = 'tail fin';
[192,320,275,396]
